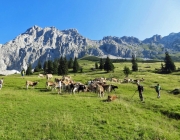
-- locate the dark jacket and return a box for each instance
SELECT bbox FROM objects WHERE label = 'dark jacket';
[138,85,143,92]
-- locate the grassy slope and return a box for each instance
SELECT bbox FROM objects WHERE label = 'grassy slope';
[0,61,180,139]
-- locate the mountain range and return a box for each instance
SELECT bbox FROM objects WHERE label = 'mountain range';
[0,25,180,72]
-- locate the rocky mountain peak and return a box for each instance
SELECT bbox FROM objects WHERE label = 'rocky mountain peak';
[142,34,162,44]
[0,25,180,73]
[121,36,141,44]
[24,25,42,34]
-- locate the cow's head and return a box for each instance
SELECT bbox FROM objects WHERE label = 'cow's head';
[34,82,39,85]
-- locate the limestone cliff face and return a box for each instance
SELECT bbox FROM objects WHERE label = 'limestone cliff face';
[0,25,180,71]
[0,25,98,71]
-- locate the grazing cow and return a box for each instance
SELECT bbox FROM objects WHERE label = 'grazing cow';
[96,84,105,98]
[111,85,118,92]
[72,84,79,94]
[38,74,44,78]
[26,81,38,89]
[57,81,62,94]
[77,84,87,93]
[102,84,112,93]
[46,81,55,89]
[69,83,83,94]
[0,78,4,90]
[54,78,62,82]
[140,78,144,82]
[133,78,144,84]
[123,78,131,83]
[62,76,71,82]
[87,80,93,85]
[112,78,118,82]
[107,95,118,102]
[51,81,62,94]
[133,79,140,84]
[46,74,53,80]
[61,80,72,92]
[88,82,97,93]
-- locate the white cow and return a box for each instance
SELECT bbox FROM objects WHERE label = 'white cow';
[38,74,44,78]
[46,74,53,80]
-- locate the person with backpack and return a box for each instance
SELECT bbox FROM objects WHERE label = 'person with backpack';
[155,83,161,98]
[137,83,144,101]
[0,78,4,90]
[21,69,25,77]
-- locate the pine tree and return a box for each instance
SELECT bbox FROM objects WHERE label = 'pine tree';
[164,52,176,73]
[80,67,83,73]
[34,65,40,72]
[68,57,74,69]
[47,60,54,73]
[73,57,79,73]
[132,54,138,71]
[95,62,98,69]
[104,56,114,73]
[34,61,42,72]
[43,61,48,74]
[53,59,59,74]
[99,58,104,70]
[34,59,42,72]
[38,60,42,70]
[62,57,68,75]
[58,56,63,75]
[26,63,32,75]
[123,66,132,77]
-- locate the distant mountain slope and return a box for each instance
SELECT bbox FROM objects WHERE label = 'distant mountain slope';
[0,25,180,71]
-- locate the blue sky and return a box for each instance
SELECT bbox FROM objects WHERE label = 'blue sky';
[0,0,180,44]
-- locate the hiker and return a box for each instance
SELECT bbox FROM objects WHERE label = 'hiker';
[137,83,144,101]
[0,78,4,90]
[21,69,25,77]
[155,83,161,98]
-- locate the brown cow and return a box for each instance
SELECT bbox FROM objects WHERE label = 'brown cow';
[107,95,118,102]
[54,78,62,83]
[96,84,104,98]
[46,81,55,89]
[26,81,38,89]
[112,78,118,82]
[102,84,112,93]
[62,76,71,82]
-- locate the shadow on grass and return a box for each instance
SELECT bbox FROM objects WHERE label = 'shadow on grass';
[39,88,51,92]
[101,99,109,102]
[17,87,41,90]
[160,110,180,120]
[86,72,108,75]
[49,92,60,95]
[79,93,97,98]
[172,73,180,75]
[49,92,72,96]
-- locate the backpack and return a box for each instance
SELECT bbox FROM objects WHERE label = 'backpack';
[156,85,161,92]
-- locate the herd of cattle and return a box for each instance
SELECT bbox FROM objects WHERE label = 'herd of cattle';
[26,74,144,99]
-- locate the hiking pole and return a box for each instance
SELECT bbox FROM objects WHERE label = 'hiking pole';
[131,90,137,99]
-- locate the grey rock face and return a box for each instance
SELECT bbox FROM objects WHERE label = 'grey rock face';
[142,35,162,44]
[0,25,180,71]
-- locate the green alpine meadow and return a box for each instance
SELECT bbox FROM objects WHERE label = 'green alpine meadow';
[0,59,180,140]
